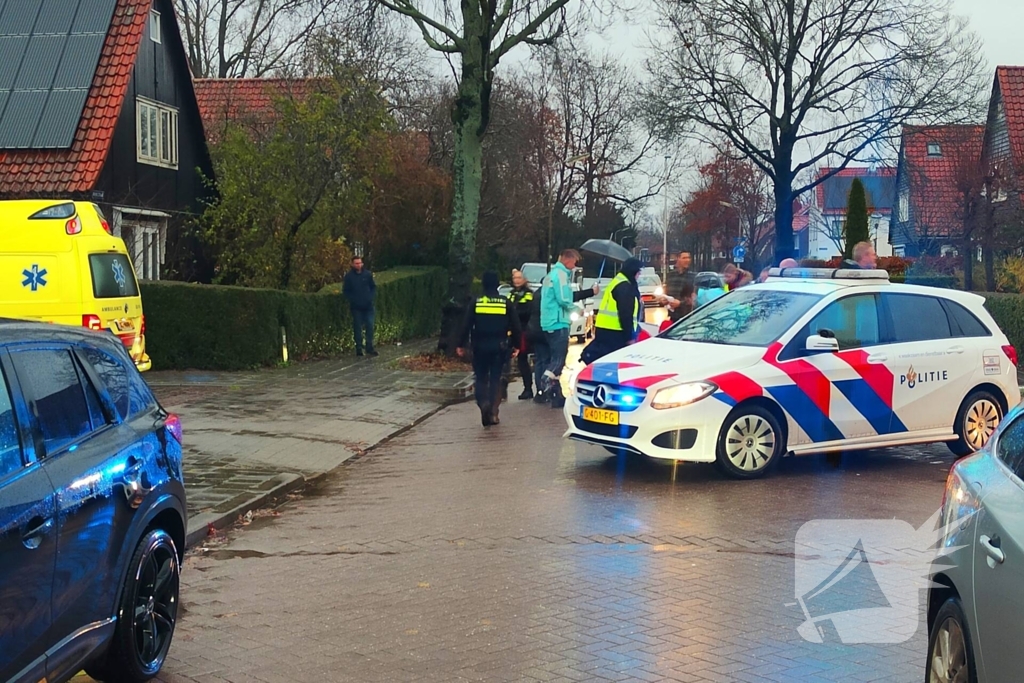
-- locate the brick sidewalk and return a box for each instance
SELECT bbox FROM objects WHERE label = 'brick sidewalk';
[147,339,473,545]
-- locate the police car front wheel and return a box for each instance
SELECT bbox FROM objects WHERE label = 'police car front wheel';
[715,405,784,479]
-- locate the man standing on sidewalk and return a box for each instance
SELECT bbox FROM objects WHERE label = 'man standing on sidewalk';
[665,251,695,322]
[507,269,537,400]
[457,271,522,426]
[539,249,597,409]
[342,256,378,357]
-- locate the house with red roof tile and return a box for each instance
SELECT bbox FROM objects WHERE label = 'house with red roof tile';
[192,78,327,144]
[891,125,985,257]
[980,66,1024,239]
[803,167,895,260]
[0,0,213,281]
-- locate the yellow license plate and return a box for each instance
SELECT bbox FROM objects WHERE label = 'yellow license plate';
[583,406,619,425]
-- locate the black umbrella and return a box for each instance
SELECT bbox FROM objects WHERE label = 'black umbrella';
[580,238,633,281]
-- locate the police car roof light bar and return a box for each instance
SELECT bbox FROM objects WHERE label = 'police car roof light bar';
[767,267,890,281]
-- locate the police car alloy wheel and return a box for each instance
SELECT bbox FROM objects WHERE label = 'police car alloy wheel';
[950,390,1002,457]
[715,405,783,479]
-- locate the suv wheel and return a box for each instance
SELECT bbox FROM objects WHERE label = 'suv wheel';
[89,529,180,682]
[949,390,1002,457]
[926,597,977,683]
[715,405,783,479]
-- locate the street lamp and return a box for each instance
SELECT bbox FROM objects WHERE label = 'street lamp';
[662,155,671,281]
[547,153,591,273]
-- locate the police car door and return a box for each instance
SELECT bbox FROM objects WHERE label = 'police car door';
[878,292,975,433]
[777,292,891,444]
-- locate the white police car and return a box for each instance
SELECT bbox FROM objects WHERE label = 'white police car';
[563,268,1021,478]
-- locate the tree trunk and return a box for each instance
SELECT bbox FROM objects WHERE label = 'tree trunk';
[963,239,974,291]
[773,174,795,264]
[984,243,995,292]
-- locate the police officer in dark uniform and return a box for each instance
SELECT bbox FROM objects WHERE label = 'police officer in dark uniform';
[507,269,536,399]
[457,271,522,426]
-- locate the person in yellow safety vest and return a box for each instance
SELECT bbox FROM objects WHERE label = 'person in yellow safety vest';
[507,269,537,400]
[582,258,644,365]
[457,271,522,427]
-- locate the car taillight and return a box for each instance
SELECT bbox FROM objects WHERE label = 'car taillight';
[82,314,103,331]
[1003,344,1018,367]
[100,218,112,234]
[140,314,146,336]
[165,414,183,445]
[65,216,82,235]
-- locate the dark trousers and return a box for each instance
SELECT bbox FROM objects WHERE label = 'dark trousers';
[531,337,550,392]
[517,352,533,391]
[352,307,375,353]
[544,328,570,379]
[472,349,506,409]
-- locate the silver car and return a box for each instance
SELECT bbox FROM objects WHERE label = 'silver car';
[927,404,1024,682]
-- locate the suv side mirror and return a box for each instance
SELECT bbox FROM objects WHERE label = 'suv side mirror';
[806,331,839,353]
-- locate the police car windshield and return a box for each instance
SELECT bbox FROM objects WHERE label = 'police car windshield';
[637,276,661,287]
[661,288,822,347]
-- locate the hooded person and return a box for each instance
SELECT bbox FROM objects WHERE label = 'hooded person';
[457,271,522,426]
[581,258,644,365]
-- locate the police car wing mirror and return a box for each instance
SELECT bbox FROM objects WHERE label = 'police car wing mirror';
[806,333,840,353]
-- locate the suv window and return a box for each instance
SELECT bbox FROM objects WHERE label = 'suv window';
[0,368,22,478]
[883,293,951,342]
[943,300,991,338]
[11,349,93,455]
[996,415,1024,480]
[788,294,880,354]
[82,347,131,420]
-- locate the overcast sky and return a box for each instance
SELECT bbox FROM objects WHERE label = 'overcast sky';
[953,0,1024,69]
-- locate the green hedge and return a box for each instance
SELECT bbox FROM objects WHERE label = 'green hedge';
[983,293,1024,356]
[141,267,446,371]
[889,274,959,288]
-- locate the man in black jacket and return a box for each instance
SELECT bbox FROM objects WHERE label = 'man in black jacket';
[342,256,378,357]
[582,258,644,365]
[507,269,536,399]
[457,271,522,426]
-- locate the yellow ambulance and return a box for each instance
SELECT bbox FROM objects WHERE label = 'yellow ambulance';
[0,200,152,371]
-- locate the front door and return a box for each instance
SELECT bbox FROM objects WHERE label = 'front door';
[8,346,136,643]
[0,357,56,682]
[776,293,890,443]
[971,417,1024,682]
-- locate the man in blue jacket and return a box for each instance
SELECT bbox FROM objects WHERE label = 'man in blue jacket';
[538,249,598,408]
[342,256,378,357]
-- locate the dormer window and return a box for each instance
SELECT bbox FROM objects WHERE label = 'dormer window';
[150,10,161,44]
[927,142,942,157]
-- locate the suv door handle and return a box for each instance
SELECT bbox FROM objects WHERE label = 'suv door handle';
[947,345,966,354]
[21,516,53,549]
[980,534,1005,565]
[867,353,888,363]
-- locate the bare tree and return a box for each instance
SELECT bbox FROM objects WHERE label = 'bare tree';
[371,0,601,349]
[648,0,988,263]
[177,0,332,78]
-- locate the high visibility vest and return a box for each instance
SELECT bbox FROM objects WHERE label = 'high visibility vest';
[595,273,639,332]
[507,288,533,305]
[475,296,507,316]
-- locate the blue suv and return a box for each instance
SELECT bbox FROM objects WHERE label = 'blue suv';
[0,322,186,683]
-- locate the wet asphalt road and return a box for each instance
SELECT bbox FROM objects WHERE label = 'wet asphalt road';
[144,378,956,683]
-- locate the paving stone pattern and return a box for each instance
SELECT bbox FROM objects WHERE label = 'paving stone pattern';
[147,340,472,534]
[146,398,955,683]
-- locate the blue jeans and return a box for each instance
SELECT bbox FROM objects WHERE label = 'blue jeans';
[352,307,375,353]
[531,337,550,392]
[544,328,570,381]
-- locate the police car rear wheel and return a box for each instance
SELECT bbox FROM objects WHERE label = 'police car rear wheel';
[950,390,1002,457]
[715,405,782,479]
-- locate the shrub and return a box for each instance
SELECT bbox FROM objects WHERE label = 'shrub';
[142,267,446,371]
[843,179,869,259]
[983,293,1024,354]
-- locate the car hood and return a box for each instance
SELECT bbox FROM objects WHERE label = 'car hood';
[580,338,766,390]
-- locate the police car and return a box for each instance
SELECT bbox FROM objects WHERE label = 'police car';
[563,268,1021,478]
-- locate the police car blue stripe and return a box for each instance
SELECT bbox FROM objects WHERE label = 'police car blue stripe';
[833,379,909,435]
[590,363,622,386]
[767,385,844,443]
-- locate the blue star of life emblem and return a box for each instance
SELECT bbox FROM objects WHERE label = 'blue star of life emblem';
[111,259,127,290]
[22,264,48,292]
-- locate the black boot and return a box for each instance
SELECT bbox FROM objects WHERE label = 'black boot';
[550,383,565,409]
[480,402,493,427]
[518,386,534,400]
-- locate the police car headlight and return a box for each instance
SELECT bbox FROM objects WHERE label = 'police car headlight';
[654,286,664,296]
[651,382,717,410]
[570,312,580,322]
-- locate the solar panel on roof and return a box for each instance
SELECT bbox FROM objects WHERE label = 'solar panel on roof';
[0,0,116,150]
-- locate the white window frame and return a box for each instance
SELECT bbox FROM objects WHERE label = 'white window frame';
[136,98,178,169]
[927,142,942,157]
[150,10,161,43]
[898,194,909,222]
